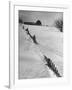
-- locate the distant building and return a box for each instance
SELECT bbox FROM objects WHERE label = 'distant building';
[24,20,42,26]
[24,22,35,25]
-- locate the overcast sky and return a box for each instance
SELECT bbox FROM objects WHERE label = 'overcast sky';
[19,10,63,26]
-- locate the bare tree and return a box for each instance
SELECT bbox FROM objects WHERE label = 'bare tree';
[19,18,23,24]
[54,19,63,32]
[36,20,42,25]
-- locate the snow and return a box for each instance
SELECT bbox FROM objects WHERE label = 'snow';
[18,24,63,79]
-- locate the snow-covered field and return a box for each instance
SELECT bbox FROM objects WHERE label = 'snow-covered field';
[18,24,63,79]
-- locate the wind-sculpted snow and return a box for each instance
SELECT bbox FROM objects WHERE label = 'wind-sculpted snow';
[19,24,63,79]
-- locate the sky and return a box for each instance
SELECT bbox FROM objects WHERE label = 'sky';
[19,10,63,26]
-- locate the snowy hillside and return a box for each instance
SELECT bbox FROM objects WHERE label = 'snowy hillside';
[18,24,63,79]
